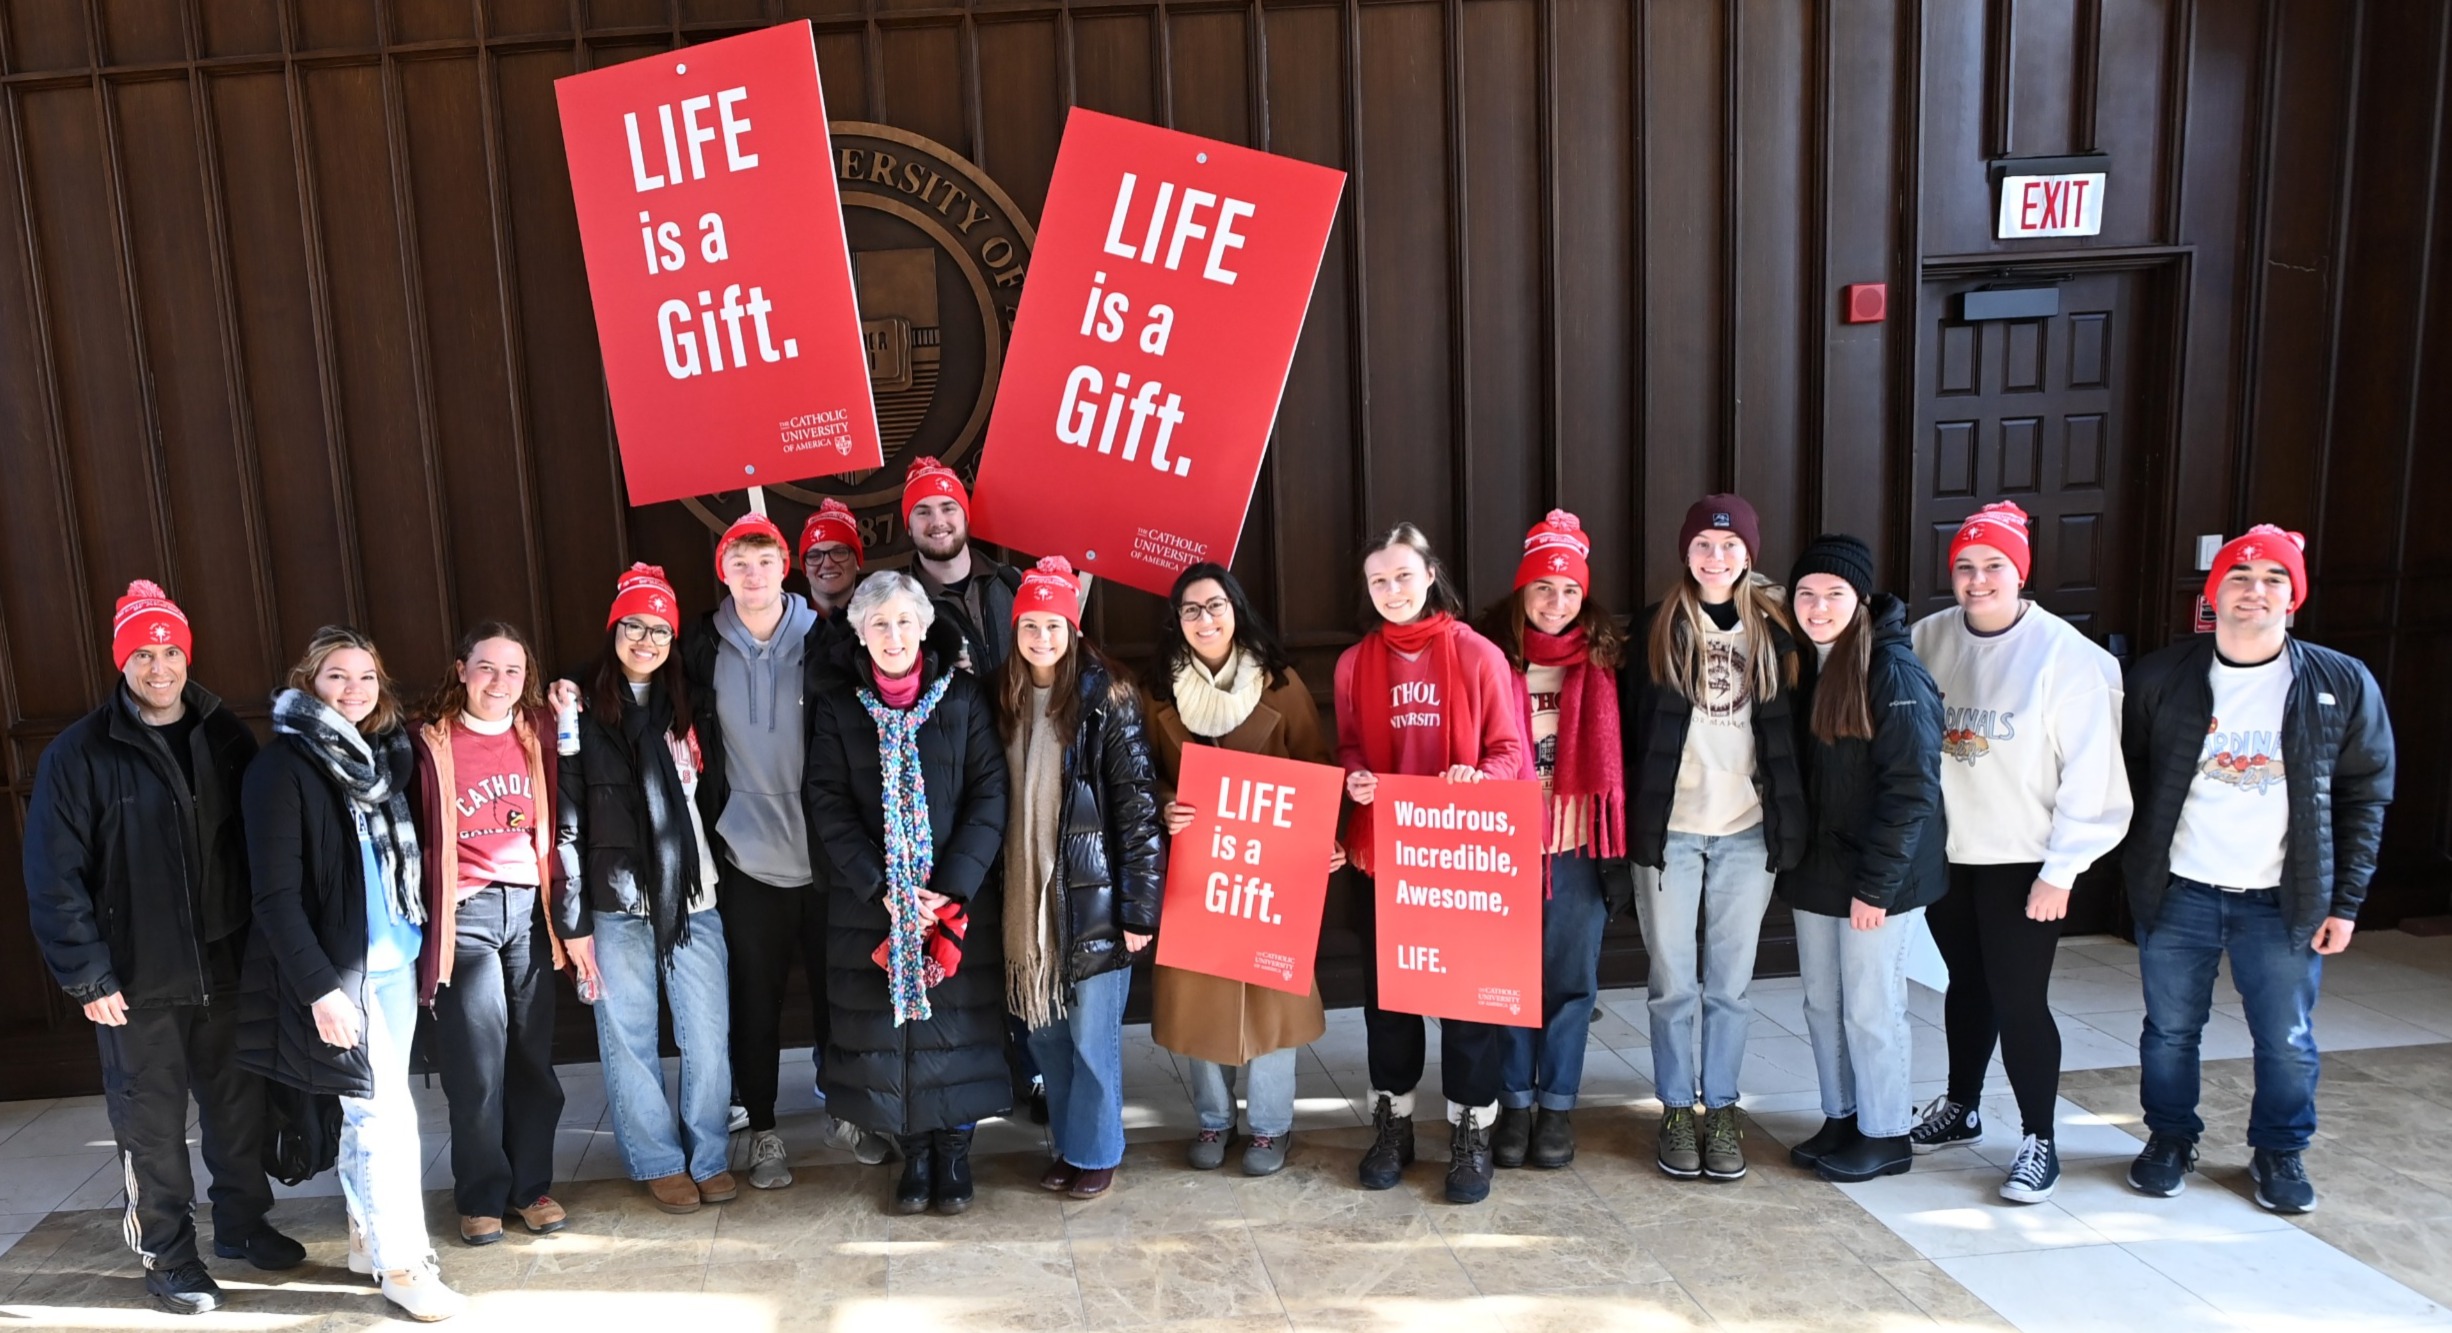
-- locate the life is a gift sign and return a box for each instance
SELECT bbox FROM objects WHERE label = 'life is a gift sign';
[970,109,1344,596]
[1154,745,1343,995]
[1369,775,1543,1028]
[555,22,882,506]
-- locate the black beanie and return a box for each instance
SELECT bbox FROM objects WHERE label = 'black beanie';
[1789,533,1876,602]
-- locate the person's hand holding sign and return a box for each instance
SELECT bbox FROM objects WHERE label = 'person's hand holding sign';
[1164,800,1197,836]
[1443,764,1484,784]
[1346,770,1378,805]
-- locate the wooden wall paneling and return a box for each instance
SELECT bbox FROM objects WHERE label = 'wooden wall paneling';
[682,0,767,25]
[98,0,182,65]
[297,0,378,52]
[1550,0,1634,600]
[2094,0,2171,245]
[1357,2,1452,545]
[879,21,967,157]
[587,0,673,34]
[1820,0,1899,560]
[5,0,91,72]
[973,16,1061,220]
[200,0,282,57]
[488,0,574,41]
[1923,0,1992,255]
[1640,0,1722,591]
[2007,0,2080,158]
[811,29,866,125]
[1071,9,1155,125]
[1734,0,1805,563]
[1460,0,1540,602]
[392,0,474,45]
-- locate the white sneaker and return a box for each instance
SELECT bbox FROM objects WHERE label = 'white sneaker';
[380,1258,467,1322]
[346,1225,374,1278]
[748,1129,793,1189]
[727,1103,750,1134]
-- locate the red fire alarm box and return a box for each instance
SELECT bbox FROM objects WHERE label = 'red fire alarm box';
[1844,282,1887,324]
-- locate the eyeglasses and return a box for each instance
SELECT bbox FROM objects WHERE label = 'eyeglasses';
[1177,598,1233,625]
[808,547,859,568]
[615,619,674,646]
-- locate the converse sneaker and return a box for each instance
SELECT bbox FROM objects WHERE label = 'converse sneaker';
[1908,1097,1981,1153]
[2127,1131,2198,1197]
[1999,1133,2061,1204]
[748,1129,793,1190]
[1701,1104,1749,1181]
[1188,1127,1228,1171]
[1656,1106,1703,1179]
[2249,1148,2317,1214]
[380,1257,468,1322]
[1445,1113,1494,1204]
[1358,1094,1416,1190]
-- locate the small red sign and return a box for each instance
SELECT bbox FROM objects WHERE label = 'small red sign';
[1154,745,1344,995]
[556,22,882,506]
[1368,774,1543,1028]
[969,109,1345,596]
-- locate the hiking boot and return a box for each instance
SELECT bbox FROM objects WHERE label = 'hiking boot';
[456,1216,503,1247]
[1815,1133,1911,1183]
[2000,1134,2060,1204]
[1243,1131,1291,1177]
[646,1172,702,1214]
[893,1134,933,1214]
[932,1127,976,1215]
[1788,1114,1860,1171]
[1358,1095,1416,1190]
[1909,1097,1981,1154]
[1656,1106,1703,1179]
[1445,1114,1494,1205]
[748,1129,793,1190]
[512,1195,566,1234]
[696,1170,739,1204]
[146,1260,222,1316]
[379,1257,467,1322]
[2128,1132,2198,1197]
[1702,1105,1749,1181]
[213,1224,306,1271]
[1529,1108,1575,1168]
[1188,1128,1228,1171]
[2249,1148,2317,1214]
[1490,1105,1534,1169]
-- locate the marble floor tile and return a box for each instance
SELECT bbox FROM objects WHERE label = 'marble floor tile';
[1937,1243,2227,1333]
[2126,1227,2452,1328]
[1677,1256,1936,1329]
[1873,1258,2018,1330]
[0,1104,117,1160]
[1828,1163,2113,1259]
[1071,1227,1283,1328]
[0,1153,116,1217]
[1251,1214,1476,1311]
[1058,1145,1252,1240]
[887,1238,1085,1329]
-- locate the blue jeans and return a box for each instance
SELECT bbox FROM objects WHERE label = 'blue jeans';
[1189,1048,1299,1136]
[1028,965,1131,1170]
[340,966,430,1271]
[1634,824,1777,1108]
[1500,850,1610,1111]
[590,909,734,1183]
[1794,906,1920,1138]
[2138,877,2324,1152]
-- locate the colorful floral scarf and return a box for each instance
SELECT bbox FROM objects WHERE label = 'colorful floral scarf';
[859,671,954,1025]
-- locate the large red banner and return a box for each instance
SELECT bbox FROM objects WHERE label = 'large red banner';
[1154,746,1343,995]
[556,23,882,506]
[1368,775,1543,1028]
[969,109,1345,596]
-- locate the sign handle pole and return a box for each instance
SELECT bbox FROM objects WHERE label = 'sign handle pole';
[747,485,769,518]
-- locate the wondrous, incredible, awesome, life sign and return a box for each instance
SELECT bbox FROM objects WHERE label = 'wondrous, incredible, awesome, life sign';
[1368,775,1543,1027]
[556,21,882,506]
[969,109,1345,597]
[1154,745,1343,995]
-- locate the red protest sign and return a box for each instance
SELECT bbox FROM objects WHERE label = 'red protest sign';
[1154,745,1343,995]
[556,23,882,506]
[1368,774,1543,1028]
[969,109,1345,596]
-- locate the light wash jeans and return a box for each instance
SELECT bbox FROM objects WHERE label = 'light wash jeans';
[1793,905,1921,1138]
[1189,1048,1299,1137]
[590,909,734,1183]
[1500,850,1611,1111]
[1028,966,1131,1170]
[1634,824,1777,1109]
[340,966,432,1272]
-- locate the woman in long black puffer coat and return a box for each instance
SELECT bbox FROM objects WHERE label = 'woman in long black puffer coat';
[804,570,1011,1216]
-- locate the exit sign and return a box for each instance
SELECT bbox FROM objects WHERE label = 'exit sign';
[1997,172,2105,239]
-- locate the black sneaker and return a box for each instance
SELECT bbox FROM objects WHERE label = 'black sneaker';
[1490,1105,1533,1169]
[2127,1132,2198,1197]
[2000,1133,2060,1204]
[1908,1097,1981,1153]
[2249,1148,2317,1214]
[1357,1095,1415,1190]
[146,1260,223,1316]
[1445,1115,1494,1204]
[212,1225,306,1271]
[1788,1114,1860,1171]
[1528,1107,1575,1168]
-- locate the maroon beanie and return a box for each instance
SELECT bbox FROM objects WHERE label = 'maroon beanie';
[1677,494,1761,561]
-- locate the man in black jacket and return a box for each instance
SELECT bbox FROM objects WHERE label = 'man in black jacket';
[903,455,1023,676]
[22,582,301,1315]
[2120,528,2395,1215]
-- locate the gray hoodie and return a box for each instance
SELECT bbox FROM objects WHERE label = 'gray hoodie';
[712,593,818,888]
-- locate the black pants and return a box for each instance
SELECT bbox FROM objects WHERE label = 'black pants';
[1355,876,1508,1109]
[433,884,564,1216]
[716,861,827,1132]
[1928,861,2063,1137]
[95,938,273,1269]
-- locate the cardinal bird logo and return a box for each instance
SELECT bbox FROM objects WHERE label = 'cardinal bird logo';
[1940,728,1991,765]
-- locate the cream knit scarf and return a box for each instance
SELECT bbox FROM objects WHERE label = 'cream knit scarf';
[1171,648,1267,739]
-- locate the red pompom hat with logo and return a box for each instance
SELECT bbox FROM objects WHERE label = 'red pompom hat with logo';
[2205,524,2310,612]
[712,511,789,581]
[112,580,191,670]
[1515,509,1593,592]
[1014,555,1084,630]
[606,563,681,630]
[902,456,970,528]
[1949,501,2033,583]
[798,497,864,566]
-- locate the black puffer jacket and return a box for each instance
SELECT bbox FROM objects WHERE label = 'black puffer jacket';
[803,618,1013,1135]
[236,730,416,1098]
[1618,600,1810,872]
[2122,635,2395,948]
[1776,596,1949,917]
[553,678,727,960]
[919,556,1023,674]
[1010,661,1165,987]
[24,683,258,1007]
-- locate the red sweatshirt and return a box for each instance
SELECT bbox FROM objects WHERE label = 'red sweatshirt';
[1334,626,1531,781]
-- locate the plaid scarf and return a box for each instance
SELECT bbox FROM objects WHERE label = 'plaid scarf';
[270,688,424,926]
[859,671,955,1025]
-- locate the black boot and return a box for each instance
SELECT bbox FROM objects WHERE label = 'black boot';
[1789,1114,1861,1171]
[932,1127,976,1215]
[1529,1107,1576,1168]
[1491,1105,1534,1169]
[1445,1113,1495,1205]
[1357,1095,1416,1190]
[1815,1133,1912,1183]
[893,1134,934,1214]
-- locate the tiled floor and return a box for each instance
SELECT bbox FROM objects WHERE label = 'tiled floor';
[2,931,2452,1328]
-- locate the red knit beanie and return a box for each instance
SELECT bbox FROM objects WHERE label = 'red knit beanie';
[606,563,681,630]
[1014,555,1083,630]
[902,456,970,527]
[1677,494,1761,563]
[713,511,789,581]
[798,497,864,566]
[112,580,191,670]
[2206,524,2309,612]
[1515,509,1592,592]
[1949,502,2033,583]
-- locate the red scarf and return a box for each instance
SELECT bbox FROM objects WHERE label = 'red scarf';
[1522,627,1625,858]
[1347,613,1485,875]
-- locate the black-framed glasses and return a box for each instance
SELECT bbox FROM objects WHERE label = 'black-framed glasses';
[616,619,674,646]
[808,547,859,568]
[1177,598,1233,625]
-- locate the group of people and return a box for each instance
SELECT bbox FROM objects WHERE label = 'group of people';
[21,457,2396,1322]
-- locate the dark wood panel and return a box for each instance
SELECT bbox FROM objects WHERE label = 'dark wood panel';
[1552,0,1636,600]
[1460,0,1540,599]
[1356,2,1451,543]
[1640,0,1722,594]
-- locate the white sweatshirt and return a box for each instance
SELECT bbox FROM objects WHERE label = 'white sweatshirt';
[1910,603,2135,887]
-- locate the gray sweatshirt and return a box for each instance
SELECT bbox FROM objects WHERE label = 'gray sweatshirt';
[712,594,818,888]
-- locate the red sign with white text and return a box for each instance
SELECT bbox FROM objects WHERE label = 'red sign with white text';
[1154,745,1343,995]
[1369,774,1542,1028]
[556,23,882,506]
[969,109,1345,595]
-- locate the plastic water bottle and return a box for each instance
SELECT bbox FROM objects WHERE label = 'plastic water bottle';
[556,697,581,756]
